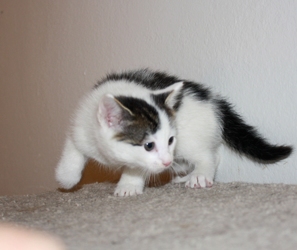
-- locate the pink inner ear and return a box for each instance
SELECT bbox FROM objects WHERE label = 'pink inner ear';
[105,110,122,128]
[100,95,123,128]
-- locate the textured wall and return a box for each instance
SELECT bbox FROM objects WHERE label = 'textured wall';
[0,0,296,195]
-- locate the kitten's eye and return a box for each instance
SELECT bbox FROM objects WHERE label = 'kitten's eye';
[168,136,174,145]
[144,142,155,151]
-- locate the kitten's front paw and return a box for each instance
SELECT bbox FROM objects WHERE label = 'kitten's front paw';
[185,175,213,189]
[55,167,82,189]
[114,184,143,197]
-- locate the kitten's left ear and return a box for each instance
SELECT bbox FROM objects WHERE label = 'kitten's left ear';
[165,81,184,108]
[153,81,184,109]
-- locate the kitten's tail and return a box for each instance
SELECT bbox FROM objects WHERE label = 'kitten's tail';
[216,98,293,163]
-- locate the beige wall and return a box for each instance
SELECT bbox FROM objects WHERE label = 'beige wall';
[1,0,296,195]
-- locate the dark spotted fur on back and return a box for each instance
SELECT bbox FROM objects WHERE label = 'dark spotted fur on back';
[96,69,211,111]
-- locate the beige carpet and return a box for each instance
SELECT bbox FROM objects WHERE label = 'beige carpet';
[1,182,297,250]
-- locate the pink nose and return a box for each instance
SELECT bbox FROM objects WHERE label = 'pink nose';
[163,161,172,167]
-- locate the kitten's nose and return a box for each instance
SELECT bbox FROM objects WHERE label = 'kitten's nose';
[162,161,172,167]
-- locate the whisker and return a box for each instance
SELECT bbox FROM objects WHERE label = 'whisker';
[141,169,151,186]
[171,161,188,175]
[168,167,176,180]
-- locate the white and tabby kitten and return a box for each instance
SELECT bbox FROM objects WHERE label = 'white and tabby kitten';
[56,69,293,196]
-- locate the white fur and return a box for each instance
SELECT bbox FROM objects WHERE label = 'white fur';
[56,80,221,196]
[172,94,221,188]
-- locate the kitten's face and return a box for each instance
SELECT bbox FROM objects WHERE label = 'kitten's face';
[97,93,177,173]
[138,117,176,173]
[114,112,177,173]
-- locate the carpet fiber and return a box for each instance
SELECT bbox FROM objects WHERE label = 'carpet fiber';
[1,182,297,250]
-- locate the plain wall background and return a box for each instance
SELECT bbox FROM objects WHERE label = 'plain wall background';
[0,0,296,195]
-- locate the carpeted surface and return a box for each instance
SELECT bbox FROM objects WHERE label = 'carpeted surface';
[1,182,297,250]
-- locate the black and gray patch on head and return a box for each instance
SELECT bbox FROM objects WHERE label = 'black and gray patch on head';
[113,96,160,146]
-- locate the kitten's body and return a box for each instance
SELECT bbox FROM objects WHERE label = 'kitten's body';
[56,69,292,196]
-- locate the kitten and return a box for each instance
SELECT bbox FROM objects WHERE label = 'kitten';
[56,69,293,196]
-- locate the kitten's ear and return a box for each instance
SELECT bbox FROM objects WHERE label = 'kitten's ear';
[97,94,133,129]
[153,81,184,109]
[165,81,184,108]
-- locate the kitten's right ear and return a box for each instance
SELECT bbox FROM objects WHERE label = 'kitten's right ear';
[97,94,133,129]
[97,94,122,128]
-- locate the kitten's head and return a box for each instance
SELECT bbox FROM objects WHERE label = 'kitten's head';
[97,82,183,173]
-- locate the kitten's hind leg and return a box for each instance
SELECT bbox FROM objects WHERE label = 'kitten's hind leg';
[56,137,87,189]
[114,167,145,196]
